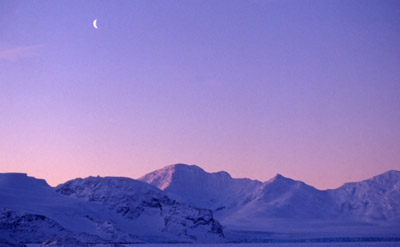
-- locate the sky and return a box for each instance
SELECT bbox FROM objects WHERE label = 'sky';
[1,0,400,189]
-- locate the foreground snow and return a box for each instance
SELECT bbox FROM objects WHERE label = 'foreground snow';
[26,241,400,247]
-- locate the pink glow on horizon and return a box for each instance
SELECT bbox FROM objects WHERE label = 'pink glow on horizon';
[1,0,400,189]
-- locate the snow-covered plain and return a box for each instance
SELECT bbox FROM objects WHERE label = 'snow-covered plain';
[126,243,400,247]
[26,242,400,247]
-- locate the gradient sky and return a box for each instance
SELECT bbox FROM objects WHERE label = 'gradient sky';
[1,0,400,189]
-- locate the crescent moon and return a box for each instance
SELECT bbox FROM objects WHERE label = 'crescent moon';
[93,19,98,29]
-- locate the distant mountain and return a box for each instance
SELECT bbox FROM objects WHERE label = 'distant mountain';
[56,176,224,242]
[231,174,338,220]
[1,166,400,245]
[140,165,336,218]
[0,173,224,245]
[140,164,400,237]
[139,164,262,217]
[331,170,400,222]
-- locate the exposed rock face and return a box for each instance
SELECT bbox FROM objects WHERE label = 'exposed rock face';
[0,208,69,243]
[163,203,224,240]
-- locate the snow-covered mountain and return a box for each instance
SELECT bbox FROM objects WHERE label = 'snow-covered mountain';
[139,164,262,217]
[1,165,399,244]
[230,174,338,220]
[140,164,400,237]
[56,176,224,242]
[140,165,337,219]
[331,170,400,222]
[0,173,107,245]
[0,173,224,245]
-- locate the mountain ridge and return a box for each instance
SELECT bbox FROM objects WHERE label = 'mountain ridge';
[140,164,400,191]
[139,164,400,230]
[1,165,399,244]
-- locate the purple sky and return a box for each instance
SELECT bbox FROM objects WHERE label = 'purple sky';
[1,0,400,189]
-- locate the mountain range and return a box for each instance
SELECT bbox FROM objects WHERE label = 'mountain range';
[1,164,399,245]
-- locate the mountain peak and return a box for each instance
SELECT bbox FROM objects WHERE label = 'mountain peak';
[267,173,295,184]
[168,164,232,179]
[273,173,285,179]
[139,163,231,190]
[139,164,263,213]
[138,163,199,190]
[166,163,207,173]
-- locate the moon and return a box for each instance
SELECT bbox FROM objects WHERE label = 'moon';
[93,19,98,29]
